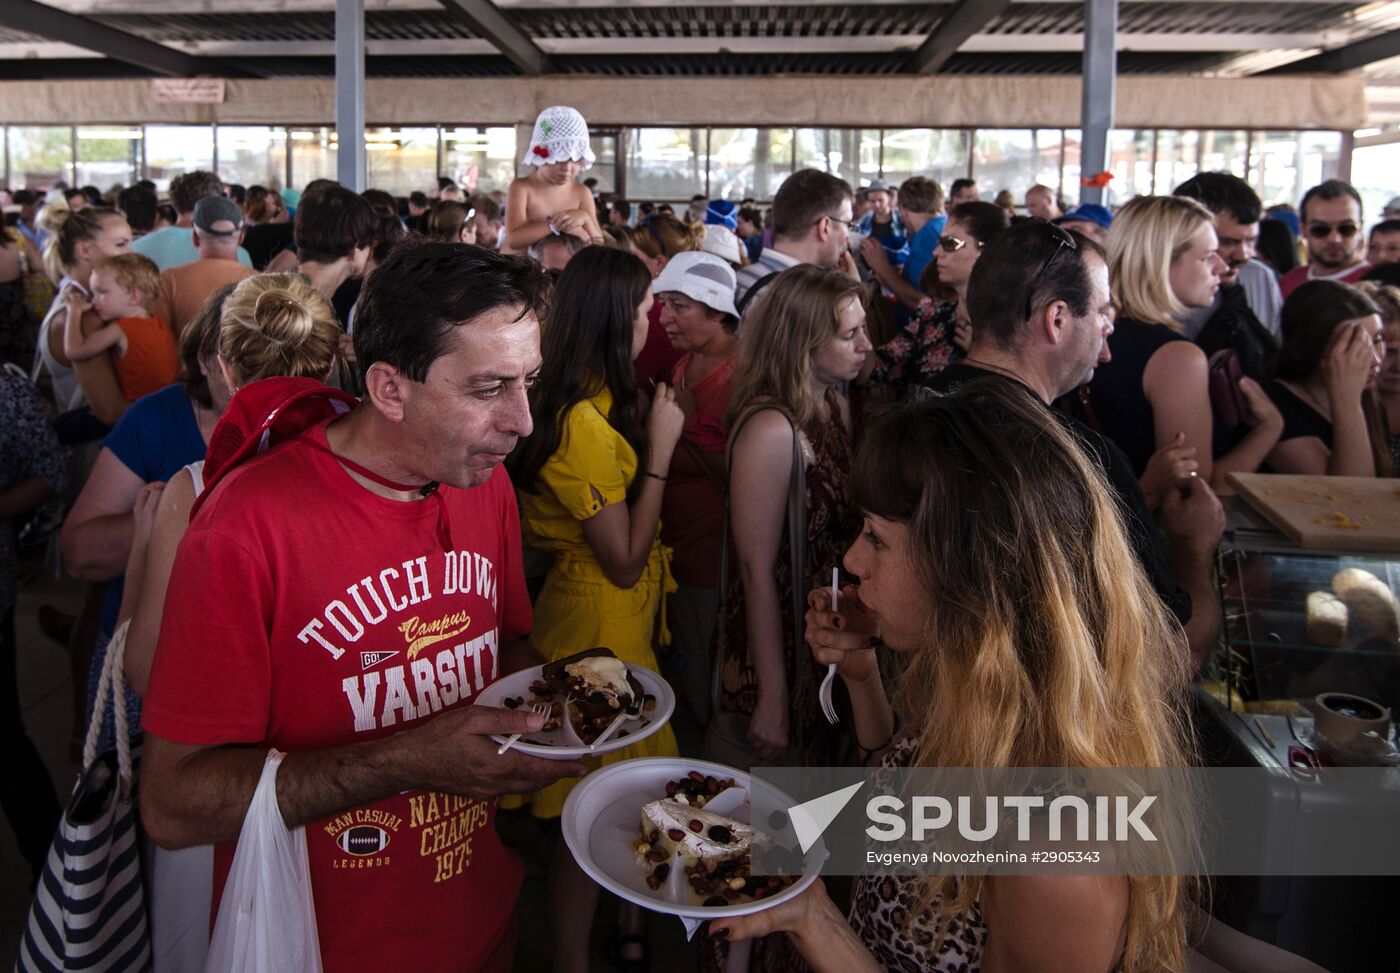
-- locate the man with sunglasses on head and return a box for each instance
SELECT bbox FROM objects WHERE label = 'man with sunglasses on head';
[1280,179,1370,299]
[924,219,1224,676]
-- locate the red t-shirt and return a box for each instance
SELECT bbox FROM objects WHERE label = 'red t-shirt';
[1279,261,1371,299]
[142,419,530,973]
[634,298,683,383]
[660,354,733,588]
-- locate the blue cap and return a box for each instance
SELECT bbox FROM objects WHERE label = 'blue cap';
[1265,206,1300,239]
[1054,203,1113,231]
[705,199,738,230]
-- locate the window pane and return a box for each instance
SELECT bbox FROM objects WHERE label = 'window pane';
[145,125,214,191]
[442,126,517,196]
[1154,130,1200,196]
[1252,131,1344,220]
[9,126,73,190]
[75,127,139,192]
[972,129,1038,200]
[586,133,618,195]
[626,128,706,201]
[289,127,337,190]
[1297,131,1343,192]
[1061,129,1082,207]
[365,127,438,196]
[1200,130,1249,179]
[217,126,287,190]
[792,129,876,187]
[711,128,792,201]
[1353,142,1400,228]
[1105,129,1154,204]
[879,129,969,190]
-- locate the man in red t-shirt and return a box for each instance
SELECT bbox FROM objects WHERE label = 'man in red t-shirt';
[140,242,585,972]
[1280,179,1371,298]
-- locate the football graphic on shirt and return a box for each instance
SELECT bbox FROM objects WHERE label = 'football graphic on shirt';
[338,825,391,856]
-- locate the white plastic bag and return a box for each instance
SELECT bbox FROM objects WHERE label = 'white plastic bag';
[205,749,323,973]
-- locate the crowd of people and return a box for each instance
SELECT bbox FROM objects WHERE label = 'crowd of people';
[3,103,1397,973]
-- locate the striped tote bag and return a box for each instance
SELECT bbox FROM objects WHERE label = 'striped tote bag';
[16,620,152,972]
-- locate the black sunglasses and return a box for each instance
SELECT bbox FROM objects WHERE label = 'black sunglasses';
[1023,219,1079,321]
[1306,221,1359,240]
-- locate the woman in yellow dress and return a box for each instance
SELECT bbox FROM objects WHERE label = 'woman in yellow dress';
[507,244,684,973]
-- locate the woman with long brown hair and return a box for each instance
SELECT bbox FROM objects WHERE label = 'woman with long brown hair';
[713,380,1197,973]
[707,264,870,769]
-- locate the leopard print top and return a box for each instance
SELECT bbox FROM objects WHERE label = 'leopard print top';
[847,738,988,972]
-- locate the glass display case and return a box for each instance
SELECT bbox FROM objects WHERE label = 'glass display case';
[1211,499,1400,725]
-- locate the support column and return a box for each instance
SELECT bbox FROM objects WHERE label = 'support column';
[1079,0,1117,205]
[335,0,365,191]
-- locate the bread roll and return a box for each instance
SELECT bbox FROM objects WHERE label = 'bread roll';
[1331,568,1400,641]
[1305,591,1349,647]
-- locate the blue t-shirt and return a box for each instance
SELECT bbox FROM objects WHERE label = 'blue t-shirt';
[902,215,948,292]
[97,383,206,633]
[132,226,253,272]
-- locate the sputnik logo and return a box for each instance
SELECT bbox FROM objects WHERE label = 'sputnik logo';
[786,782,864,854]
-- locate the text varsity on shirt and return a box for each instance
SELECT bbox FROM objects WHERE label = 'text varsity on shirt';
[142,419,531,973]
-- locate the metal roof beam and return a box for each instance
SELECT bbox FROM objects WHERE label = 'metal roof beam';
[436,0,552,74]
[0,0,241,76]
[0,32,1349,61]
[905,0,1015,75]
[1258,27,1400,74]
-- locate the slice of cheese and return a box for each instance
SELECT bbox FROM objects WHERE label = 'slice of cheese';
[639,799,754,864]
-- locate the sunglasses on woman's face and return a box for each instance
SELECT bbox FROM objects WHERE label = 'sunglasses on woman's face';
[1306,221,1359,240]
[938,234,980,253]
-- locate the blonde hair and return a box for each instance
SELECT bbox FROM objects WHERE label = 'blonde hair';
[725,264,864,430]
[1106,195,1213,327]
[852,383,1197,973]
[41,206,124,283]
[629,214,706,260]
[219,273,340,386]
[93,252,161,311]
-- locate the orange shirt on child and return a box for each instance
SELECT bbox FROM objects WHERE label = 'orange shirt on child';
[114,315,179,401]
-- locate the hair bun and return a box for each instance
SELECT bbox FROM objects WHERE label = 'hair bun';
[251,286,315,344]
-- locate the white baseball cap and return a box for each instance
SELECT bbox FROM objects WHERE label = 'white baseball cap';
[652,251,740,321]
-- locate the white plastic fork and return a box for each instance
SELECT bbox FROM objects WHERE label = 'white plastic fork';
[497,700,552,754]
[819,567,840,724]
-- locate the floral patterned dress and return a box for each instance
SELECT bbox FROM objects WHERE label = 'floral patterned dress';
[714,389,856,767]
[863,297,962,397]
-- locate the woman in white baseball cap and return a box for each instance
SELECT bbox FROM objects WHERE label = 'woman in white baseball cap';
[651,251,740,726]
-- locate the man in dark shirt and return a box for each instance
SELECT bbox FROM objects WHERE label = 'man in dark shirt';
[923,219,1224,675]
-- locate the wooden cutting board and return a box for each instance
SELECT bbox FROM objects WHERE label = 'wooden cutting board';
[1226,474,1400,552]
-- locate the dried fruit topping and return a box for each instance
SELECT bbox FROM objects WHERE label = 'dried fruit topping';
[654,863,670,881]
[707,825,732,844]
[688,819,703,833]
[646,875,661,890]
[667,828,686,842]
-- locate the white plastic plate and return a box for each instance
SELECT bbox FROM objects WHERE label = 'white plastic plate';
[476,663,674,760]
[561,757,823,919]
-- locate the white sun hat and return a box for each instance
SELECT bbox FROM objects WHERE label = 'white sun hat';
[700,224,744,267]
[651,251,740,321]
[521,106,597,169]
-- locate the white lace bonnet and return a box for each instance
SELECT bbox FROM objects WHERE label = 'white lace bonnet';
[521,106,596,169]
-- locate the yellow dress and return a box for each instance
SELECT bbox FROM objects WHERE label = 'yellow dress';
[505,386,678,819]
